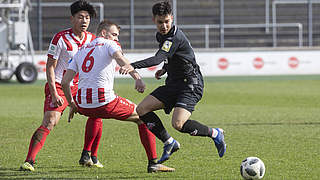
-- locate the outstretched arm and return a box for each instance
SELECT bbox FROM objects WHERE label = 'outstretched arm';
[130,53,167,69]
[113,51,146,93]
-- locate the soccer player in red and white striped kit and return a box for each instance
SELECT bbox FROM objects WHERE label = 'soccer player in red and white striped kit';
[20,0,171,172]
[61,19,175,173]
[20,0,97,171]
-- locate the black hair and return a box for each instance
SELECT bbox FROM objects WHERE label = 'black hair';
[152,1,172,16]
[70,0,96,18]
[96,19,121,35]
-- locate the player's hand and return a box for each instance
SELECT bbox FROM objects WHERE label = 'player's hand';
[155,69,166,80]
[68,102,78,123]
[119,64,134,75]
[135,79,146,93]
[52,94,64,107]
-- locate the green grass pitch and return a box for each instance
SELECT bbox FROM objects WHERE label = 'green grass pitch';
[0,75,319,179]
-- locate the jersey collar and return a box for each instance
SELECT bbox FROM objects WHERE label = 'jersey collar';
[156,25,177,43]
[70,29,88,48]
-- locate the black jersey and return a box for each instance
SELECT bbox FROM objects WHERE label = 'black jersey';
[131,25,203,86]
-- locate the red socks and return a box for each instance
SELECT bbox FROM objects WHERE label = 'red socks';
[25,121,155,163]
[83,117,103,157]
[91,119,102,157]
[25,125,50,162]
[138,123,157,160]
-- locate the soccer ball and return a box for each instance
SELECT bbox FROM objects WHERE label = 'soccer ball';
[240,157,265,180]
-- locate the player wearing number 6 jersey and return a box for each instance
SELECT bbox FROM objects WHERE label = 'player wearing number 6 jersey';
[20,0,96,172]
[61,20,175,173]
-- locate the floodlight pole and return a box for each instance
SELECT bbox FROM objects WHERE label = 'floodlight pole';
[172,0,177,25]
[37,0,42,50]
[220,0,224,48]
[308,0,312,46]
[130,0,134,49]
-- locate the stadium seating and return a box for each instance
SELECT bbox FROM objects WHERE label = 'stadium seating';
[29,0,320,50]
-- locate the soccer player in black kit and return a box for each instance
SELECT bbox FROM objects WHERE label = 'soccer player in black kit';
[120,1,226,164]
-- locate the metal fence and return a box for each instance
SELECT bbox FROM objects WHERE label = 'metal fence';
[30,0,320,50]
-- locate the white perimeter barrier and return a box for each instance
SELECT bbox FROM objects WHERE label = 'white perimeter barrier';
[20,48,320,80]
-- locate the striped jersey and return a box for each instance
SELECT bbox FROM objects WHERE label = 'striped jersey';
[47,28,96,85]
[68,37,122,108]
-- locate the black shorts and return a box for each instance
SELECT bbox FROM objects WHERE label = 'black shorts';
[150,83,203,114]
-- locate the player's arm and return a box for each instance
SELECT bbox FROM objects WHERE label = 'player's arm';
[46,57,64,107]
[119,53,167,76]
[61,69,78,122]
[130,53,167,69]
[113,51,145,93]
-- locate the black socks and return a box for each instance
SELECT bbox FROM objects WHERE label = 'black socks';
[139,112,171,143]
[180,120,211,137]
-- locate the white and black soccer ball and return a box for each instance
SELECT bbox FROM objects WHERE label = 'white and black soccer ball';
[240,157,265,180]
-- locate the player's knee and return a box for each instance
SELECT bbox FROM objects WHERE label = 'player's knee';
[136,104,147,116]
[42,120,55,130]
[172,120,183,131]
[42,114,59,130]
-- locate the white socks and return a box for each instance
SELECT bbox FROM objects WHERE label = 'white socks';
[212,128,218,138]
[164,137,174,145]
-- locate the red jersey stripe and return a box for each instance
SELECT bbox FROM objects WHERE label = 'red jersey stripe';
[77,89,82,104]
[80,33,88,47]
[70,31,88,48]
[62,35,73,51]
[48,54,54,59]
[86,88,92,104]
[98,88,105,103]
[90,33,96,42]
[51,28,71,45]
[114,40,122,48]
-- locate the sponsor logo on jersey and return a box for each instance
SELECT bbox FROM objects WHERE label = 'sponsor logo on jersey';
[48,44,57,55]
[161,40,172,52]
[68,59,73,64]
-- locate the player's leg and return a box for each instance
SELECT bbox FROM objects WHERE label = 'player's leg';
[126,112,158,163]
[109,97,175,172]
[90,117,103,168]
[126,111,173,172]
[20,111,61,171]
[136,95,171,143]
[79,117,102,167]
[136,95,180,164]
[172,83,226,158]
[90,119,103,168]
[172,107,226,158]
[20,83,70,171]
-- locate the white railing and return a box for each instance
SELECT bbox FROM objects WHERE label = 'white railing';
[121,23,303,48]
[26,0,317,49]
[31,2,104,50]
[272,0,320,47]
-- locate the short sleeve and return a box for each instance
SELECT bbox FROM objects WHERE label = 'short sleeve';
[107,40,122,57]
[47,34,62,60]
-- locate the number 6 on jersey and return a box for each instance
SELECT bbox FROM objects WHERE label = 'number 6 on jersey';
[81,48,95,72]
